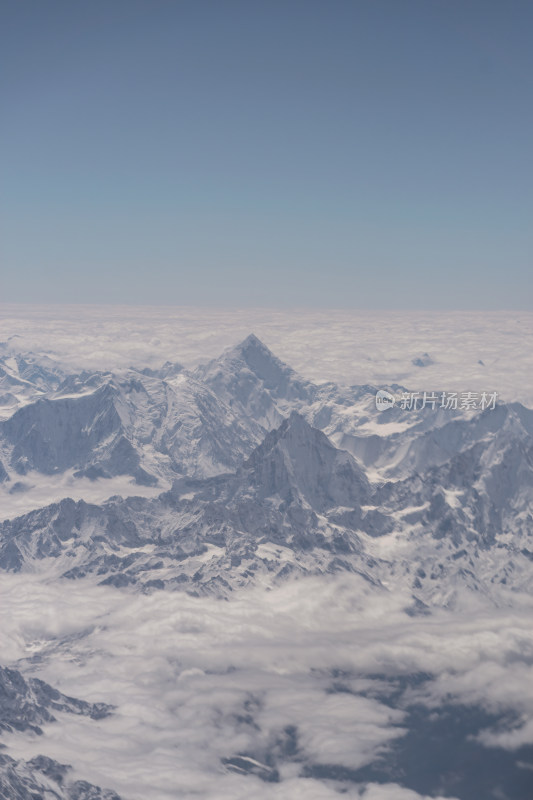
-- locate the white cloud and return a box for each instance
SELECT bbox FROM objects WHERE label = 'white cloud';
[361,785,457,800]
[1,305,532,404]
[0,573,531,799]
[0,470,166,521]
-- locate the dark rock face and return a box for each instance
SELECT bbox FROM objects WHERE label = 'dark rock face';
[196,333,315,429]
[0,752,122,800]
[242,412,369,512]
[3,385,123,475]
[0,666,113,735]
[0,666,119,799]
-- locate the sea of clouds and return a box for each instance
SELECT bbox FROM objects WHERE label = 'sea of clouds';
[1,305,532,404]
[2,572,533,799]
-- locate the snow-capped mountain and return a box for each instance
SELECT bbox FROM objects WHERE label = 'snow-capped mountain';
[0,666,121,799]
[0,348,67,425]
[0,332,532,800]
[0,665,112,735]
[195,333,315,427]
[0,336,530,608]
[0,334,465,488]
[0,753,122,800]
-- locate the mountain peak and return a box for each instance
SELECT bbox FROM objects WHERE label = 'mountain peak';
[244,413,369,510]
[196,336,314,422]
[229,333,281,370]
[274,409,316,437]
[237,332,268,351]
[246,411,338,466]
[197,333,282,377]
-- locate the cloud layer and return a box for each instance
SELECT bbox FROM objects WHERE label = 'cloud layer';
[1,573,532,799]
[1,305,531,404]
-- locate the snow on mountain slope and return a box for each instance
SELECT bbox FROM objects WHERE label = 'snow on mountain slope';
[242,411,370,512]
[0,413,377,595]
[0,753,123,800]
[1,382,143,480]
[0,666,121,799]
[0,350,67,422]
[340,401,533,480]
[0,395,530,608]
[0,359,264,491]
[0,336,530,605]
[0,334,486,493]
[195,333,315,429]
[0,665,112,735]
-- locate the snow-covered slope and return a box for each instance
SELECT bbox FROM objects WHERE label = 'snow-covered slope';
[0,378,530,608]
[0,666,120,799]
[0,336,531,604]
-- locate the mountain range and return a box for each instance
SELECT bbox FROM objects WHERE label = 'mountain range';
[0,333,531,607]
[0,333,532,799]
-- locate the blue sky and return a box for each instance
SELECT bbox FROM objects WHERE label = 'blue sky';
[2,0,532,308]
